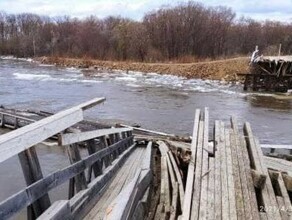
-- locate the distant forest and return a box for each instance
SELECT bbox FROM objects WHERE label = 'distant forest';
[1,2,292,62]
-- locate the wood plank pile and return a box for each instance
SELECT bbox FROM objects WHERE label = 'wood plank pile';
[155,108,292,220]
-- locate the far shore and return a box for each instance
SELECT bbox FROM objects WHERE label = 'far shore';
[35,56,250,82]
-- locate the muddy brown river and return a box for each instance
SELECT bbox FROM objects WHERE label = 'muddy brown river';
[0,58,291,219]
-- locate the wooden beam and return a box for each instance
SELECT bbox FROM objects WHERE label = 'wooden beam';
[0,98,105,163]
[59,128,132,145]
[198,107,209,219]
[74,97,106,110]
[182,109,200,220]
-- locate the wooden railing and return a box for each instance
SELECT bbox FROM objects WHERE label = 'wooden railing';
[0,98,136,220]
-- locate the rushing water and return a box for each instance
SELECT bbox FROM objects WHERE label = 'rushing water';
[0,58,291,219]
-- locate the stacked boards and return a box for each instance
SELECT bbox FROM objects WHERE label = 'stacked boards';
[177,108,292,220]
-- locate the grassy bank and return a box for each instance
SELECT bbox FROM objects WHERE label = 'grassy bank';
[36,56,250,82]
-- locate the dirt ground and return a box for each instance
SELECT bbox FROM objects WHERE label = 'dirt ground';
[36,56,250,82]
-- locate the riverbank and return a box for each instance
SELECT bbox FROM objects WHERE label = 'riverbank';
[36,56,250,82]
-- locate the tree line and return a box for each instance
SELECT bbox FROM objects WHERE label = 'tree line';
[1,2,292,62]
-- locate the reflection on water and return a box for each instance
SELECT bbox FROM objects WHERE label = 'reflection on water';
[245,95,292,110]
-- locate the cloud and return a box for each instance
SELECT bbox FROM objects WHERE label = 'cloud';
[0,0,291,21]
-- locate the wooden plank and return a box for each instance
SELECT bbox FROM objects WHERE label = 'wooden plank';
[0,98,105,163]
[167,150,184,210]
[60,128,132,146]
[170,182,179,220]
[225,129,237,220]
[270,171,292,219]
[219,122,229,220]
[231,117,260,220]
[0,108,83,163]
[119,124,176,137]
[104,169,141,220]
[181,109,200,220]
[191,120,204,220]
[37,200,70,220]
[282,174,292,192]
[74,97,106,110]
[264,156,292,176]
[229,130,245,220]
[207,157,215,220]
[238,134,260,219]
[199,107,209,219]
[70,143,137,219]
[18,146,51,219]
[244,122,282,220]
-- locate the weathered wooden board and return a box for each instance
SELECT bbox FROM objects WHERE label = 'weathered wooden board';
[37,200,71,220]
[0,98,106,163]
[60,128,132,145]
[191,120,204,220]
[182,109,200,220]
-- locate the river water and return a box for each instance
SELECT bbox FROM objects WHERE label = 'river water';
[0,58,291,219]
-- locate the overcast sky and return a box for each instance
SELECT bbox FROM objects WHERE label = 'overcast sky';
[0,0,292,22]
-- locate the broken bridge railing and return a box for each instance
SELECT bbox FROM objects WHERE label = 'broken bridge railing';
[0,97,135,220]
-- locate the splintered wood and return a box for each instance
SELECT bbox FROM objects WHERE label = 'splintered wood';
[178,109,292,220]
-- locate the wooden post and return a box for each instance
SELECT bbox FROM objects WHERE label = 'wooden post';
[67,144,87,195]
[86,140,102,179]
[18,146,51,219]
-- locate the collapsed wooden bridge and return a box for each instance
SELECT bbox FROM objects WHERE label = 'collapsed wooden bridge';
[244,47,292,92]
[0,98,292,220]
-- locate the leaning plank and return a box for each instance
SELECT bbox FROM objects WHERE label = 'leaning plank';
[191,120,204,220]
[37,200,71,220]
[244,122,282,220]
[181,109,200,220]
[74,97,106,110]
[104,169,141,220]
[0,108,82,163]
[60,128,132,145]
[167,150,185,209]
[0,98,105,163]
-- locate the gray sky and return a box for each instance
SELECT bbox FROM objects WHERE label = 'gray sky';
[0,0,292,21]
